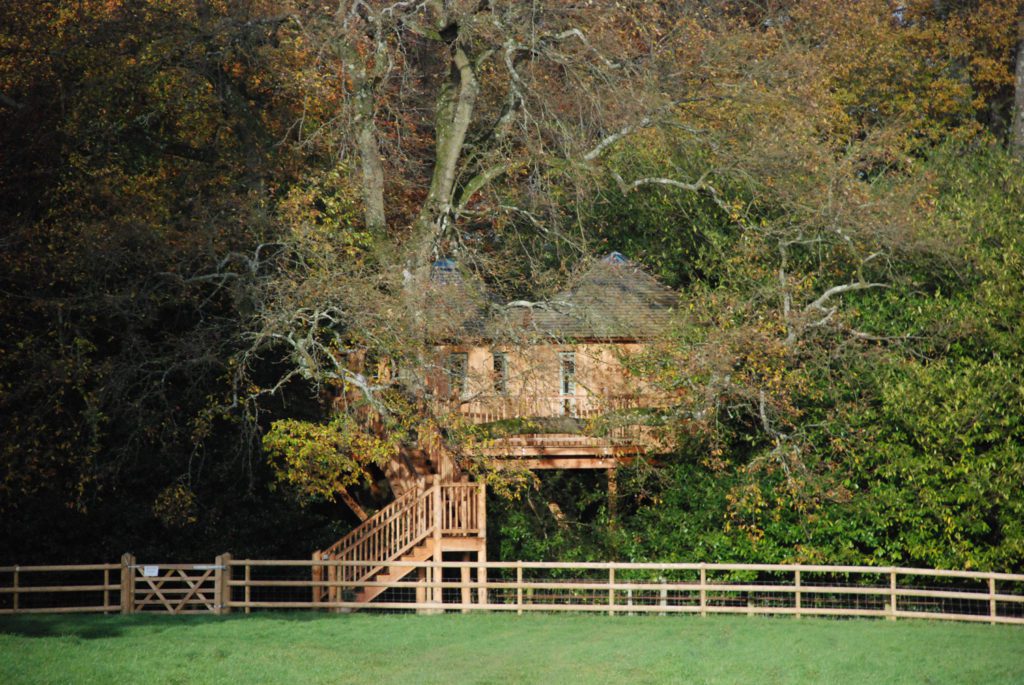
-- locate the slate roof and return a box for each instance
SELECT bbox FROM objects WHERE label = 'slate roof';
[425,253,676,343]
[469,252,677,342]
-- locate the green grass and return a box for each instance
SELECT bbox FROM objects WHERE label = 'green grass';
[1,613,1022,684]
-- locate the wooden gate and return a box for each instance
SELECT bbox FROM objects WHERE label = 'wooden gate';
[128,554,230,614]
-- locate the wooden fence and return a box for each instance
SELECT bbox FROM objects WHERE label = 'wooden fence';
[3,558,1024,625]
[0,554,231,615]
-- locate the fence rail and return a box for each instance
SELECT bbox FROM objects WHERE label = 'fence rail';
[3,558,1024,625]
[0,563,122,615]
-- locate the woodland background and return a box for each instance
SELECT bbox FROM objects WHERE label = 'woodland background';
[2,0,1024,571]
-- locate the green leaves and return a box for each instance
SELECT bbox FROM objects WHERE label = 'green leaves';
[263,414,396,504]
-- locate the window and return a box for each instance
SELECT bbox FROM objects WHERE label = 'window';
[445,352,468,397]
[559,352,576,395]
[492,351,508,395]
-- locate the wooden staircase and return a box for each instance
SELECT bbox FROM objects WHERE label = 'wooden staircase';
[313,481,486,610]
[352,540,436,604]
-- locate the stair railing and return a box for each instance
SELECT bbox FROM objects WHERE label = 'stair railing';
[314,481,485,604]
[321,486,434,591]
[440,483,482,536]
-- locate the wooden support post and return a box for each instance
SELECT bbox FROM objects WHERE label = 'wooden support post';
[477,547,488,607]
[120,553,135,615]
[794,569,801,620]
[431,556,442,614]
[659,579,667,617]
[423,563,432,614]
[516,560,523,616]
[12,565,18,614]
[699,565,707,618]
[477,482,487,542]
[888,569,897,621]
[608,567,615,616]
[460,554,471,613]
[245,561,252,615]
[476,484,488,604]
[215,553,231,615]
[627,588,634,616]
[433,485,442,543]
[989,576,997,625]
[415,567,427,613]
[607,468,617,525]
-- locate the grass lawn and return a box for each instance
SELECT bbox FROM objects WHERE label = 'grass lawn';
[1,612,1023,684]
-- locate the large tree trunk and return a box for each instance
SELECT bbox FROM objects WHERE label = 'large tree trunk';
[356,103,386,235]
[410,46,481,273]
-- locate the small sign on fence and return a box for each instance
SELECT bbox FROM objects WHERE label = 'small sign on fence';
[142,566,159,577]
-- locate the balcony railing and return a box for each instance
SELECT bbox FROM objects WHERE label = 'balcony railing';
[448,394,662,424]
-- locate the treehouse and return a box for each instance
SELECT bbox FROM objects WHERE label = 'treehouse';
[313,253,677,610]
[428,251,676,470]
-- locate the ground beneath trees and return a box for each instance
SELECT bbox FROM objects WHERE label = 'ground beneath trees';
[1,613,1022,684]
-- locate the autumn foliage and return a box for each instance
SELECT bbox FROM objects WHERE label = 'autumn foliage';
[1,0,1023,567]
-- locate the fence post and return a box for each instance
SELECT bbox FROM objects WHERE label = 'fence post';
[516,560,523,615]
[328,556,338,609]
[659,578,667,617]
[989,576,997,625]
[103,567,110,614]
[888,569,897,621]
[699,564,707,618]
[608,566,615,616]
[120,553,135,615]
[310,552,321,605]
[794,569,801,620]
[245,560,252,615]
[12,565,18,614]
[215,553,231,615]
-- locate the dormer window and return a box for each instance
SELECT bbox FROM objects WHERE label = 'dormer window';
[492,351,508,395]
[431,258,461,285]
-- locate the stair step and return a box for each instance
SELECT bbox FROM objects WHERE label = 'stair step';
[351,541,437,604]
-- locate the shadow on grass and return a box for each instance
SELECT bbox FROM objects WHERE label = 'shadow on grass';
[0,611,346,640]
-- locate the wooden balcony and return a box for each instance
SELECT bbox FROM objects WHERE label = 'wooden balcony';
[442,394,667,468]
[451,394,652,424]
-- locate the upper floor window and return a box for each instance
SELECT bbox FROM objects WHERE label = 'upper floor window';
[492,351,508,395]
[445,352,468,397]
[559,352,576,396]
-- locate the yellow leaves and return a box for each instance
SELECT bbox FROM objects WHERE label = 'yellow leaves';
[152,483,199,528]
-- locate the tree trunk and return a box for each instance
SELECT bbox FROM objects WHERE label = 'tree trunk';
[356,105,386,235]
[410,46,480,273]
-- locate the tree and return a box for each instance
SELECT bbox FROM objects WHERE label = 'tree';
[0,0,331,560]
[234,1,723,500]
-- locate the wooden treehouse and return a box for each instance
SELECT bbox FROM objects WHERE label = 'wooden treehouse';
[313,253,676,609]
